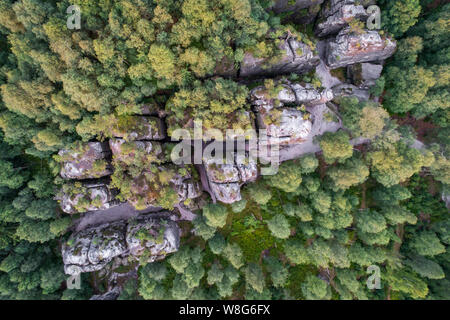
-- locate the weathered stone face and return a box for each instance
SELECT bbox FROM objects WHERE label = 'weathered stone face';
[291,83,334,105]
[112,116,166,141]
[62,221,127,275]
[203,152,257,204]
[236,153,258,183]
[270,0,325,24]
[126,216,180,263]
[204,158,241,184]
[90,287,121,300]
[172,177,203,204]
[250,81,328,147]
[210,182,242,204]
[59,142,112,180]
[326,28,396,69]
[348,62,383,88]
[62,215,180,275]
[332,83,370,101]
[109,138,163,163]
[127,165,203,210]
[57,182,118,214]
[250,81,333,109]
[256,107,313,143]
[316,0,368,37]
[240,37,320,78]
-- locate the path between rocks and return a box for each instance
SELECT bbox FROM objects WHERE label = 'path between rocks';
[73,203,164,232]
[316,40,344,89]
[278,40,345,162]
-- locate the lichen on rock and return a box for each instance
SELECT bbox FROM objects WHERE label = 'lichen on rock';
[57,142,112,180]
[56,181,118,214]
[240,36,320,78]
[316,0,369,37]
[62,215,180,275]
[326,28,396,69]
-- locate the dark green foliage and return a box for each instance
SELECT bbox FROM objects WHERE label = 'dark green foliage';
[301,275,332,300]
[319,131,353,164]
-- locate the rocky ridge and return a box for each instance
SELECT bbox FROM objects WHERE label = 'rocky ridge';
[58,1,397,295]
[62,213,179,276]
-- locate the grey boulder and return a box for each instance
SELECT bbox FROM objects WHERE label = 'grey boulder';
[240,37,319,78]
[326,28,396,69]
[59,142,111,180]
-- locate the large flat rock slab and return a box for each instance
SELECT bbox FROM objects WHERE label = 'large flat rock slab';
[326,28,396,69]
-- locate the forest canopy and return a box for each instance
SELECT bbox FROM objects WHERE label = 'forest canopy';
[0,0,448,301]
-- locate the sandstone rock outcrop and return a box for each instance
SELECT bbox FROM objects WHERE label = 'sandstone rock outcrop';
[57,181,118,214]
[347,62,383,88]
[63,221,127,275]
[170,168,203,204]
[112,116,166,141]
[59,142,112,180]
[316,0,368,37]
[126,216,180,263]
[56,1,405,295]
[326,28,396,69]
[256,107,313,146]
[204,152,258,204]
[109,138,164,163]
[250,80,333,148]
[240,37,320,78]
[127,164,203,210]
[250,80,333,109]
[90,287,121,300]
[210,182,242,204]
[62,215,180,275]
[332,83,370,101]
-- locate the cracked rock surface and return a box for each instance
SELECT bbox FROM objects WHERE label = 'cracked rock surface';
[240,37,320,78]
[326,28,396,69]
[62,214,179,275]
[316,0,368,37]
[59,142,112,180]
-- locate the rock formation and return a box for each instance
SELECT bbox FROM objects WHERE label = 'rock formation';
[90,287,121,300]
[240,37,320,78]
[62,221,127,275]
[347,62,383,88]
[326,28,396,69]
[332,83,370,101]
[250,80,333,148]
[59,142,112,180]
[126,216,180,263]
[112,116,166,141]
[203,151,258,204]
[62,214,179,275]
[316,0,368,37]
[55,0,404,298]
[57,181,118,215]
[109,138,164,163]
